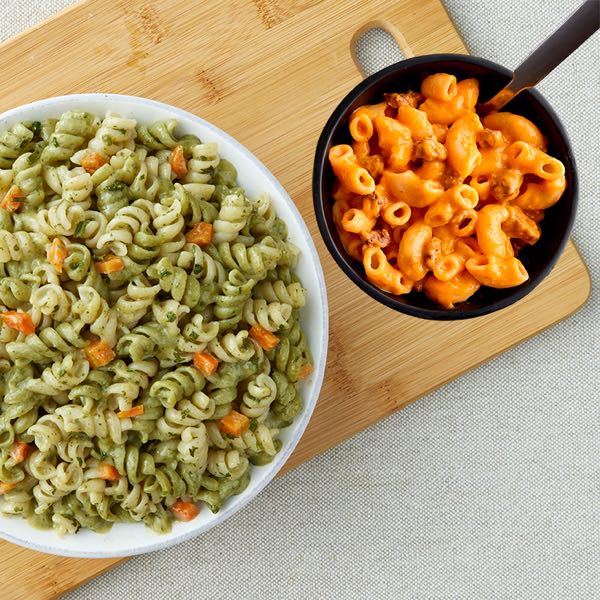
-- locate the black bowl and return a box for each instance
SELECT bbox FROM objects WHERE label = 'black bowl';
[312,54,577,320]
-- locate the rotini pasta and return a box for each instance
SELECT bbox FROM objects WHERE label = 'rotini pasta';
[0,110,312,535]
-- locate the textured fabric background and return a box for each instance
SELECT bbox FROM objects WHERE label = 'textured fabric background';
[1,1,598,598]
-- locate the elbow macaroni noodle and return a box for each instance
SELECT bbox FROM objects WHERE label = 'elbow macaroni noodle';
[0,111,312,534]
[329,73,566,308]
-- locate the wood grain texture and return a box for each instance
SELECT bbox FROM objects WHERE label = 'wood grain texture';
[0,0,590,598]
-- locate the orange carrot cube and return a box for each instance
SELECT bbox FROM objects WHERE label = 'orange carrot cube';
[0,186,24,212]
[47,238,69,273]
[249,325,280,351]
[218,410,250,437]
[95,255,125,274]
[186,222,213,247]
[193,352,219,376]
[169,145,188,178]
[1,311,35,335]
[171,499,199,521]
[116,405,144,419]
[85,340,116,368]
[10,441,31,464]
[98,462,121,481]
[81,152,107,174]
[297,364,314,380]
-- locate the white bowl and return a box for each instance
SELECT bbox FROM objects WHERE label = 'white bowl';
[0,94,328,557]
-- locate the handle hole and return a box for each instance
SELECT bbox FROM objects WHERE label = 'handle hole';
[352,25,410,78]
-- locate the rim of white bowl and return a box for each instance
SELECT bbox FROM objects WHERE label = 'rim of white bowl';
[0,94,328,558]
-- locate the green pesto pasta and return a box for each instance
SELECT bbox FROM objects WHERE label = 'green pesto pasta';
[0,111,312,535]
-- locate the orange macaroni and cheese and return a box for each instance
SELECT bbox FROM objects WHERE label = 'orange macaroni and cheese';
[328,73,566,308]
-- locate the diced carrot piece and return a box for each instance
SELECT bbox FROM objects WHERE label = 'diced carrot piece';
[95,254,125,274]
[47,237,69,273]
[171,499,199,521]
[249,325,280,351]
[186,221,213,247]
[9,441,31,464]
[218,410,250,437]
[98,462,121,481]
[1,311,35,335]
[0,482,17,495]
[0,185,24,212]
[116,405,144,419]
[193,351,219,376]
[297,364,314,380]
[85,339,116,368]
[169,145,188,178]
[80,151,107,174]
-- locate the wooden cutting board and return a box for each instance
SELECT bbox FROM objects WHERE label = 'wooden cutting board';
[0,0,591,597]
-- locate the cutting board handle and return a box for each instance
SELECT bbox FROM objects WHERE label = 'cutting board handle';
[350,20,416,78]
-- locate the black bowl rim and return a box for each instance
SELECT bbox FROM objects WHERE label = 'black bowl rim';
[312,53,578,320]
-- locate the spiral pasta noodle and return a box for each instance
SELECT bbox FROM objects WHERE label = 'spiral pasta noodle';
[0,231,48,262]
[0,122,36,168]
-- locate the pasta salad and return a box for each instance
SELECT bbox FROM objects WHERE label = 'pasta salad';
[0,110,312,534]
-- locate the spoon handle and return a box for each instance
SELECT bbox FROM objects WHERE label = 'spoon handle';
[482,0,599,113]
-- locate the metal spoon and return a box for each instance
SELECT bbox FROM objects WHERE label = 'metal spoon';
[479,0,599,114]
